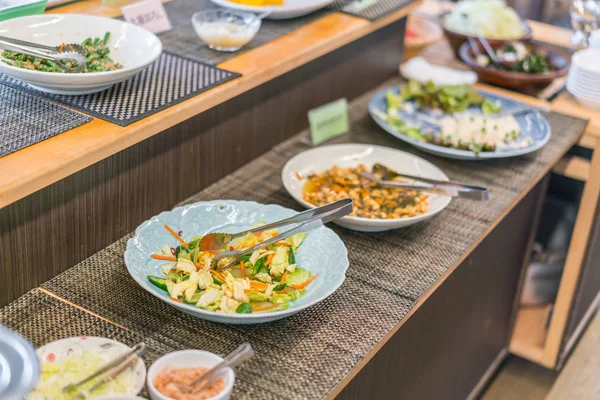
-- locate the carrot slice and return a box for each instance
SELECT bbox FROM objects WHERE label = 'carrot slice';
[275,241,292,247]
[252,304,279,312]
[240,261,246,277]
[151,254,177,262]
[249,281,268,290]
[290,274,318,290]
[171,298,183,303]
[164,225,188,248]
[276,288,291,294]
[295,172,302,180]
[280,270,289,284]
[244,289,258,294]
[210,269,226,282]
[264,253,276,267]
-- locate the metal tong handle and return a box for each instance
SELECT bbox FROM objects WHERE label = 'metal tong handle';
[0,35,57,62]
[186,343,254,394]
[0,35,58,52]
[224,198,353,241]
[62,343,145,394]
[213,199,353,270]
[361,172,489,200]
[71,355,140,400]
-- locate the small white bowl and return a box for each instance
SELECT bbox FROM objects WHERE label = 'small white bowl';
[147,350,235,400]
[192,9,260,52]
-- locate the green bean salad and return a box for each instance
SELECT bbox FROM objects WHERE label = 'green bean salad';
[2,32,123,73]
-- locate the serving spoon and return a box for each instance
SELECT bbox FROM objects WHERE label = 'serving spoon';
[0,35,86,72]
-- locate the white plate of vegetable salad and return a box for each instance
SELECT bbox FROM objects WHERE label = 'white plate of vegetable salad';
[0,14,162,95]
[369,80,551,160]
[28,337,146,400]
[125,200,348,324]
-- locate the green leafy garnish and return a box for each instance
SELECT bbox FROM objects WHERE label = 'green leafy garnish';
[482,99,501,114]
[236,303,253,314]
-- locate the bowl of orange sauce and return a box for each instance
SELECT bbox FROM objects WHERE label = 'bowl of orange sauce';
[147,350,234,400]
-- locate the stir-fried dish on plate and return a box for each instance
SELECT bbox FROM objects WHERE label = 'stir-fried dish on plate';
[303,164,429,219]
[2,32,122,73]
[147,225,317,314]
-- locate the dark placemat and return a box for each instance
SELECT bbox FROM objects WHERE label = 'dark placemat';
[158,0,330,65]
[328,0,416,20]
[0,289,278,400]
[0,83,91,157]
[41,77,586,398]
[0,52,239,126]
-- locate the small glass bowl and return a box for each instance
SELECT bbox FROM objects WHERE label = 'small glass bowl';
[192,9,261,52]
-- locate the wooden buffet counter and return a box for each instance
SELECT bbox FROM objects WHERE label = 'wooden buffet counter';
[0,0,416,304]
[0,1,419,209]
[2,2,600,399]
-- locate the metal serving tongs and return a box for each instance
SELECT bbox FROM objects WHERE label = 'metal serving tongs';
[205,198,353,271]
[62,343,145,398]
[181,343,254,395]
[0,35,86,72]
[360,163,489,201]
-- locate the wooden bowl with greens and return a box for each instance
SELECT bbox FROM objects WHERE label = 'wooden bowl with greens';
[459,41,569,90]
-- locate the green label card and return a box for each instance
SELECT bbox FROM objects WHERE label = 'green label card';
[308,98,350,145]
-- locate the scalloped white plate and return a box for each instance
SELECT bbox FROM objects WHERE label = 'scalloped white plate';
[125,200,349,324]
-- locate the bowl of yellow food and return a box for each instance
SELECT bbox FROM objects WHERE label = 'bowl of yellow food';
[209,0,333,20]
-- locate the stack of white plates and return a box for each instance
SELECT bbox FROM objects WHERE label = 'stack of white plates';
[567,49,600,110]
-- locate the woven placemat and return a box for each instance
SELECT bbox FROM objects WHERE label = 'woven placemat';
[0,83,91,157]
[328,0,416,20]
[158,0,329,65]
[0,289,278,400]
[41,77,586,398]
[0,52,239,126]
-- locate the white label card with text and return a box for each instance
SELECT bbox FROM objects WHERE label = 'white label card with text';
[122,0,172,34]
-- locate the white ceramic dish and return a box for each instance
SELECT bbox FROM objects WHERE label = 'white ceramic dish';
[571,48,600,74]
[370,86,552,161]
[125,200,349,324]
[0,14,162,95]
[147,350,234,400]
[210,0,332,19]
[95,396,146,400]
[281,144,452,232]
[567,87,600,110]
[34,337,146,396]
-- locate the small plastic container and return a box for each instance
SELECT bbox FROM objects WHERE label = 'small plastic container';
[0,0,48,21]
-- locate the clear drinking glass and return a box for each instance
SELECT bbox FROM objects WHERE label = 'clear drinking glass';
[570,0,600,47]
